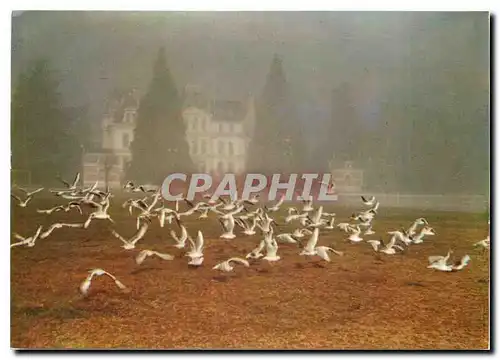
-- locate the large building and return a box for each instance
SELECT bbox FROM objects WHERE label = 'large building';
[82,86,255,188]
[182,85,255,176]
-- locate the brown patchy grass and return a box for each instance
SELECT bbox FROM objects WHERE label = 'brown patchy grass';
[10,199,490,349]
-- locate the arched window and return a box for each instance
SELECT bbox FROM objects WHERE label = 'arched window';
[228,141,234,156]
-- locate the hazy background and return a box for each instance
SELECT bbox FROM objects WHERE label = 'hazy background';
[11,11,490,195]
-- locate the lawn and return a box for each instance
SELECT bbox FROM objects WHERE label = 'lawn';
[10,197,490,350]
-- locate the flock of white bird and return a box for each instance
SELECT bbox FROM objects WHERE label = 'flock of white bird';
[11,173,490,297]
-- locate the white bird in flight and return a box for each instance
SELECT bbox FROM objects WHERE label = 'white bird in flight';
[111,220,150,250]
[212,257,250,272]
[11,193,33,208]
[79,268,127,296]
[135,250,175,265]
[170,222,189,249]
[11,226,43,248]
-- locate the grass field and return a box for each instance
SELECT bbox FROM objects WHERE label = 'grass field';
[10,197,490,350]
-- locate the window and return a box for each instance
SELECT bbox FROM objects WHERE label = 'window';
[122,133,130,148]
[125,111,135,123]
[228,142,234,156]
[218,141,225,155]
[200,139,207,154]
[227,162,233,173]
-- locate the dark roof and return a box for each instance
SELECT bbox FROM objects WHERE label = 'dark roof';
[210,100,246,123]
[105,89,139,123]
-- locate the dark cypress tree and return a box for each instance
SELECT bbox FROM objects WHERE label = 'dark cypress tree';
[127,47,193,184]
[11,59,75,185]
[247,55,303,174]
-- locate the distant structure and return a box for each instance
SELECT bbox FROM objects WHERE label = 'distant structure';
[82,89,139,189]
[82,86,255,188]
[329,160,364,193]
[182,85,255,177]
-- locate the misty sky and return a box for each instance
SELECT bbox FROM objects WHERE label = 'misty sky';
[11,11,489,158]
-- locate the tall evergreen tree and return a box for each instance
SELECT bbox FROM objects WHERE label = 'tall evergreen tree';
[127,47,193,184]
[11,59,75,185]
[247,55,303,174]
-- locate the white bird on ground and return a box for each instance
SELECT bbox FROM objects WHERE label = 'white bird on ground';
[347,225,363,243]
[11,193,33,208]
[216,206,245,239]
[262,230,280,262]
[361,195,376,206]
[135,250,175,265]
[367,236,405,255]
[186,230,204,260]
[387,229,413,246]
[298,228,343,260]
[299,227,320,256]
[427,252,471,272]
[314,246,344,262]
[79,268,127,296]
[212,257,250,272]
[235,216,259,236]
[170,222,189,249]
[411,226,436,244]
[111,220,150,250]
[364,225,376,235]
[428,250,453,265]
[407,218,429,237]
[11,226,43,248]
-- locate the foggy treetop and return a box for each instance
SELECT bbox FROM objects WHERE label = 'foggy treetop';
[11,11,490,193]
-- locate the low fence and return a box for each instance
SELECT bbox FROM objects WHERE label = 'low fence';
[332,193,489,213]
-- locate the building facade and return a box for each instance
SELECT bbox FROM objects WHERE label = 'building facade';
[82,86,255,188]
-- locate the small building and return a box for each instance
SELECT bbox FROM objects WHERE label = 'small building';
[330,160,364,193]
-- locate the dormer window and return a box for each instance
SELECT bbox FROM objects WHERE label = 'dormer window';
[124,111,135,123]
